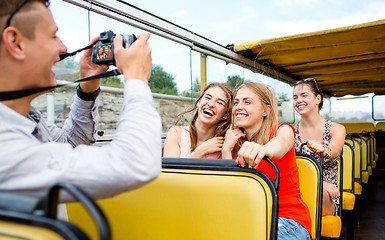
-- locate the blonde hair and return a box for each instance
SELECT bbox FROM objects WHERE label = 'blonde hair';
[235,82,278,145]
[175,82,234,152]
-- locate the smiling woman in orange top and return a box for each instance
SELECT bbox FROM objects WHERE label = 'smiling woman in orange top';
[222,82,312,240]
[163,83,234,158]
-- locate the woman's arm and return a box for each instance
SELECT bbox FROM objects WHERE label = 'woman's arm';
[163,126,181,157]
[237,124,294,168]
[188,137,224,158]
[306,122,346,160]
[329,122,346,159]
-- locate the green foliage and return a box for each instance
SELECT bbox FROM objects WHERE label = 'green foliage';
[181,77,201,98]
[226,75,245,90]
[101,75,123,88]
[149,65,178,96]
[277,92,289,101]
[277,92,290,106]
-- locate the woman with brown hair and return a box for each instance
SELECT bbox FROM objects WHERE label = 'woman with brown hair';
[163,82,234,158]
[222,82,312,240]
[293,78,346,216]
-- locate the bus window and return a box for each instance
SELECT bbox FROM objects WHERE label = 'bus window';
[373,95,385,121]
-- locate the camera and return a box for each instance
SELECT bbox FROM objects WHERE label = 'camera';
[91,30,136,65]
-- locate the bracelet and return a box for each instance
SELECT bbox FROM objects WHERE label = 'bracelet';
[323,145,332,159]
[77,85,100,101]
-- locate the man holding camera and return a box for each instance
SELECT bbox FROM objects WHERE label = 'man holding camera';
[0,0,161,201]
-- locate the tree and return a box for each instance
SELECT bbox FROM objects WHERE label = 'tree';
[277,92,290,107]
[101,75,124,88]
[149,65,178,95]
[226,75,245,90]
[181,77,201,98]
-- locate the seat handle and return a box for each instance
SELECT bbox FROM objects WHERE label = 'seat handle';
[243,156,280,191]
[299,142,324,166]
[46,183,111,240]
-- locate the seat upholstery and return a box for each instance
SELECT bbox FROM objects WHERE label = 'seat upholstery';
[296,154,323,240]
[67,159,279,240]
[0,220,66,240]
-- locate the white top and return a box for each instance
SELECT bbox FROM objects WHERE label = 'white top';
[0,79,162,202]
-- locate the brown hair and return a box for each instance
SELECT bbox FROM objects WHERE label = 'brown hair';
[235,82,278,145]
[294,78,324,110]
[1,0,50,43]
[175,82,234,152]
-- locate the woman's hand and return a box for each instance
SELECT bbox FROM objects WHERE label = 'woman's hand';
[306,139,325,154]
[114,33,152,84]
[190,137,224,158]
[324,181,340,200]
[222,128,245,159]
[236,141,269,169]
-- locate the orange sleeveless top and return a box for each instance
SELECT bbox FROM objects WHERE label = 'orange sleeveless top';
[256,123,312,236]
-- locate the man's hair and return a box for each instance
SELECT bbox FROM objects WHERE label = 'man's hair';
[0,0,50,43]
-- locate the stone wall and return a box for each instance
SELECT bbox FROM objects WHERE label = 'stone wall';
[32,84,195,136]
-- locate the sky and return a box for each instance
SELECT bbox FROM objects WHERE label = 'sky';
[50,0,385,116]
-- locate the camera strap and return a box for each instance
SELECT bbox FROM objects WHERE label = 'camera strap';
[59,43,95,61]
[0,69,120,101]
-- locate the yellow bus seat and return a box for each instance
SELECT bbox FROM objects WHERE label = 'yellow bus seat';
[340,143,356,211]
[372,160,377,169]
[376,121,385,131]
[354,182,363,195]
[321,216,342,238]
[350,138,362,182]
[351,136,369,184]
[67,158,279,240]
[340,122,375,134]
[342,192,356,211]
[342,144,354,192]
[362,171,369,183]
[0,183,106,240]
[361,135,374,176]
[0,220,66,240]
[296,154,323,240]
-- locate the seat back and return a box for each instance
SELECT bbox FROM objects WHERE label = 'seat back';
[349,137,363,183]
[376,121,385,131]
[67,158,279,240]
[342,142,354,193]
[0,183,108,240]
[296,154,323,240]
[0,219,67,240]
[360,136,369,171]
[340,122,375,133]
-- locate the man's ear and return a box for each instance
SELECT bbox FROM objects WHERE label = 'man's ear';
[262,105,272,117]
[1,27,26,60]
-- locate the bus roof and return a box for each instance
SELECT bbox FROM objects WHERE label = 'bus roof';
[231,19,385,97]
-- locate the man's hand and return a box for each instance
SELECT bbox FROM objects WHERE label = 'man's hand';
[114,33,152,84]
[79,36,108,93]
